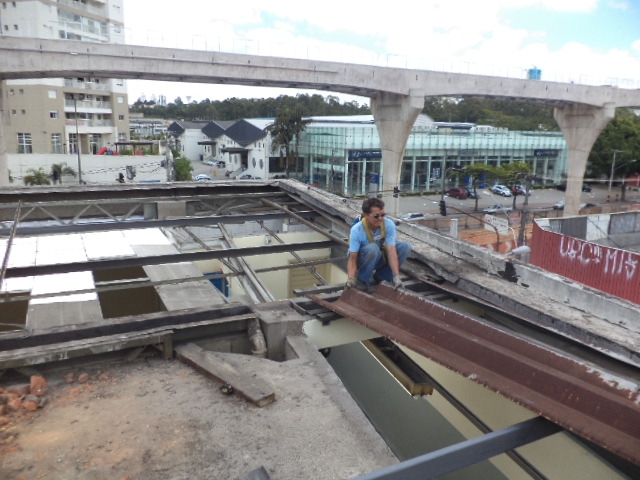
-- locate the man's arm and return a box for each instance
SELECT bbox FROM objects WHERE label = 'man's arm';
[386,245,400,277]
[347,251,359,279]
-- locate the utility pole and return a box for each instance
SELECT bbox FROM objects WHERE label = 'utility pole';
[73,95,83,184]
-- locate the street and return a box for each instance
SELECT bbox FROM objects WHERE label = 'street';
[397,183,639,218]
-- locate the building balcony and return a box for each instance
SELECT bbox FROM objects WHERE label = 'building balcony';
[64,99,113,113]
[64,79,111,92]
[65,119,114,128]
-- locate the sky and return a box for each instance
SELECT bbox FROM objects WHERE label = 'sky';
[122,0,640,106]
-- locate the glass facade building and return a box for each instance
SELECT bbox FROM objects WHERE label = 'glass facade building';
[298,115,567,197]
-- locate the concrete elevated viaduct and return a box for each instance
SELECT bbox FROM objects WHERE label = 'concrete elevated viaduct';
[2,37,640,214]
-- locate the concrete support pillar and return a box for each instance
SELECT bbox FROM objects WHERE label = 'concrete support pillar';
[0,83,8,187]
[371,90,424,215]
[554,103,615,215]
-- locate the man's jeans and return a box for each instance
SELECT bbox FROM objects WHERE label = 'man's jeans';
[357,242,411,285]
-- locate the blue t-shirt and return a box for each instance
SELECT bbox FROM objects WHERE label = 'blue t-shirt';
[348,217,397,254]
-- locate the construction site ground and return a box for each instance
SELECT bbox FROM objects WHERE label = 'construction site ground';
[0,339,397,480]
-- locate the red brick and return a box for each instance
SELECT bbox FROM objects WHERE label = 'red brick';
[30,376,47,397]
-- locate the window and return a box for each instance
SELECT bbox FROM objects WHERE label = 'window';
[48,90,57,99]
[11,109,16,115]
[69,133,78,154]
[8,89,14,95]
[17,133,32,154]
[19,88,23,94]
[20,109,25,115]
[13,24,18,30]
[117,96,124,104]
[118,114,124,121]
[118,133,126,142]
[51,134,62,154]
[49,111,59,119]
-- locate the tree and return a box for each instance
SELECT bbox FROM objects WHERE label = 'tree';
[50,162,77,184]
[265,106,311,178]
[464,164,500,211]
[499,161,533,210]
[171,148,193,181]
[588,109,640,198]
[23,167,51,186]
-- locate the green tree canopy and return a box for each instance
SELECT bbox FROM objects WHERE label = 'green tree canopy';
[587,109,640,182]
[265,106,311,178]
[171,149,193,181]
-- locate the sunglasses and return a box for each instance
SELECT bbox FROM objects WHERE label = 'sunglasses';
[369,213,386,219]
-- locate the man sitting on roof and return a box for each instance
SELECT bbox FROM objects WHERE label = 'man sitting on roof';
[345,198,411,292]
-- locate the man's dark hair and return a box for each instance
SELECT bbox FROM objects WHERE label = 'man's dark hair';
[362,197,385,214]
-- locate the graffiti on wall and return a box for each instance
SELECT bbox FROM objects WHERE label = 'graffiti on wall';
[559,236,638,281]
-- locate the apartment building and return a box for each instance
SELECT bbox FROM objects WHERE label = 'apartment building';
[1,0,129,155]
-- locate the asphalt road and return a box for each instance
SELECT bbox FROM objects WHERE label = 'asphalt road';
[398,183,639,217]
[188,159,639,216]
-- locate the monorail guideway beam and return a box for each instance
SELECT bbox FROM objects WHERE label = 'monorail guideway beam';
[309,285,640,465]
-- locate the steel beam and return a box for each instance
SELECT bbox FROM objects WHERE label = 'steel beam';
[310,285,640,464]
[0,210,316,237]
[354,417,562,480]
[3,239,335,278]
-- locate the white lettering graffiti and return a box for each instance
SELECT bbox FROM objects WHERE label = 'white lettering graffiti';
[559,236,637,281]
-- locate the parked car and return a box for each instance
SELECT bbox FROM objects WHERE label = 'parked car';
[554,183,592,192]
[203,159,216,166]
[193,174,212,181]
[213,160,226,167]
[491,185,513,197]
[554,200,597,211]
[400,212,425,221]
[239,174,253,179]
[445,187,468,199]
[553,199,565,210]
[483,204,512,214]
[462,187,479,199]
[509,185,531,196]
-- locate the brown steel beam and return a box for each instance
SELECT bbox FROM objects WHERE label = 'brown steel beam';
[309,285,640,465]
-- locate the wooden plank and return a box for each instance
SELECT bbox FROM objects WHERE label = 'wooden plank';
[0,329,174,369]
[0,312,259,369]
[175,343,276,407]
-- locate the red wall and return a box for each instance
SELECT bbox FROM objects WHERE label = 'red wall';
[530,222,640,304]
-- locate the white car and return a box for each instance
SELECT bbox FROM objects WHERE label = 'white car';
[203,160,215,166]
[483,204,512,214]
[400,212,425,221]
[491,185,513,197]
[193,174,212,181]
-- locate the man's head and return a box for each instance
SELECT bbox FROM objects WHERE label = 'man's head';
[362,198,386,228]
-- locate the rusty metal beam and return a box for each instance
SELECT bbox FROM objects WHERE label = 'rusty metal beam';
[309,285,640,465]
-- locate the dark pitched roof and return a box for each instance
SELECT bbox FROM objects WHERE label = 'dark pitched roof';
[202,120,234,140]
[224,119,268,147]
[167,121,208,136]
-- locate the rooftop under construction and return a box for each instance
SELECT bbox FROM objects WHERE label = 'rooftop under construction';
[0,179,639,479]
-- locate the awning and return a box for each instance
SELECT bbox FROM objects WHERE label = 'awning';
[221,147,248,153]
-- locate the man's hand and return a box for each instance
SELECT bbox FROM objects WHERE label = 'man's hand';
[345,277,358,289]
[393,275,404,289]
